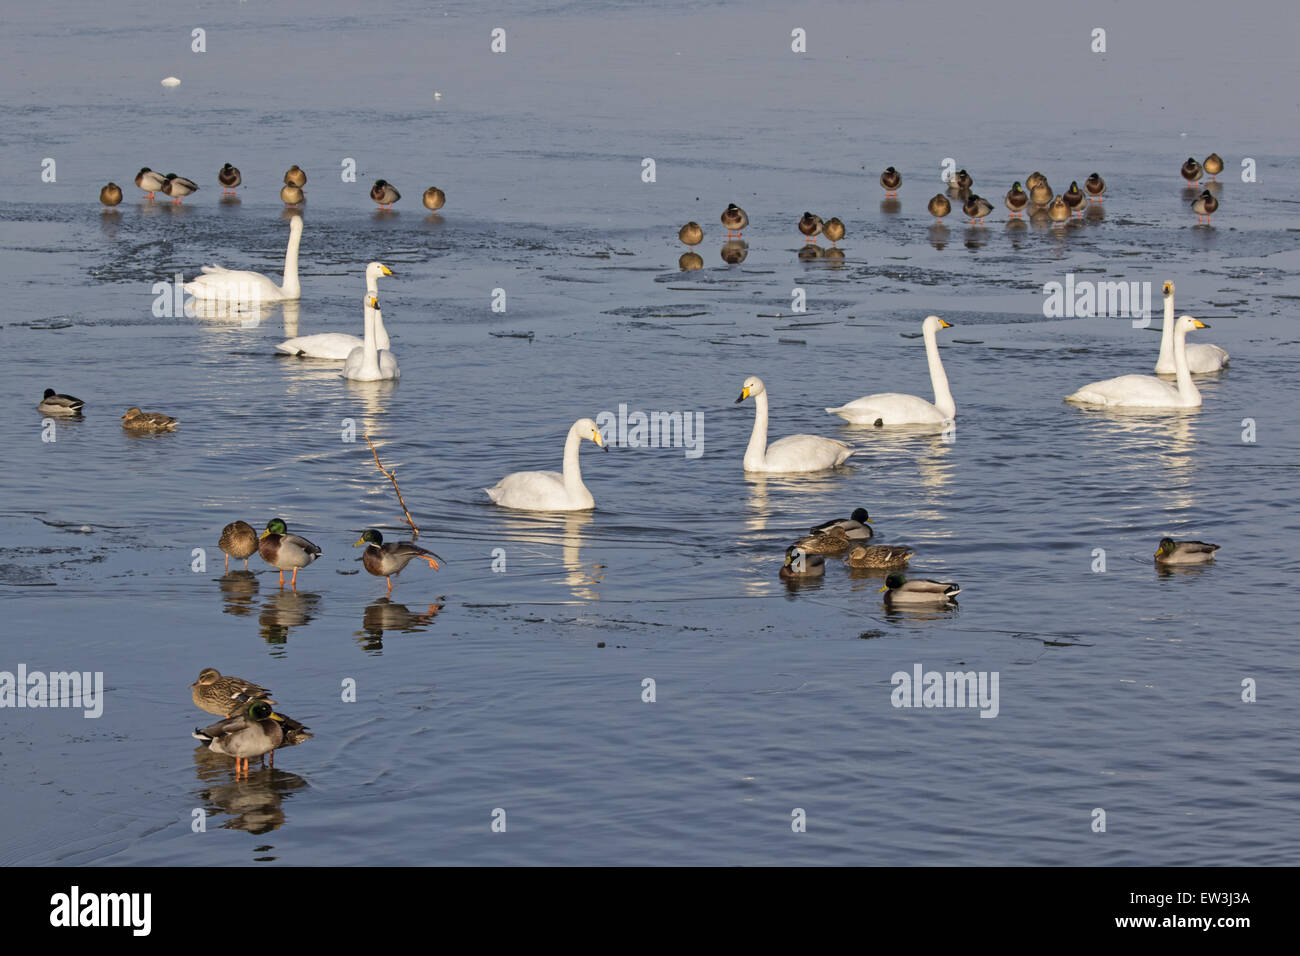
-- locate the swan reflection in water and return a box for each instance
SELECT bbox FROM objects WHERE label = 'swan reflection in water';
[357,597,444,653]
[192,746,309,836]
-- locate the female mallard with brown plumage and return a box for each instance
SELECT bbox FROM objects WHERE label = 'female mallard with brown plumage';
[1202,153,1224,179]
[720,203,748,238]
[355,529,443,592]
[1025,171,1047,192]
[219,520,259,571]
[798,212,824,243]
[822,217,845,245]
[259,518,322,588]
[845,545,914,570]
[951,169,973,192]
[191,667,273,717]
[423,186,446,211]
[1047,195,1070,223]
[678,221,703,246]
[100,183,122,206]
[120,406,178,432]
[283,165,307,187]
[1029,180,1052,206]
[1004,182,1028,217]
[879,167,901,196]
[280,183,304,206]
[927,194,951,222]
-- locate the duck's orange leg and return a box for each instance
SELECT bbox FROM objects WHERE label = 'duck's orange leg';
[290,568,299,589]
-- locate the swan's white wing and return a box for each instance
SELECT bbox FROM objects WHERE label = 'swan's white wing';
[185,268,282,301]
[378,349,400,379]
[1066,374,1183,408]
[755,434,854,473]
[199,263,233,275]
[826,392,945,425]
[276,333,362,359]
[1186,343,1229,373]
[485,471,575,510]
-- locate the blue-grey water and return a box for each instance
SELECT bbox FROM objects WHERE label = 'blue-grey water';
[2,0,1298,865]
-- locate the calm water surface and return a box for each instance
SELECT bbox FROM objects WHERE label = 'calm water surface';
[1,0,1298,865]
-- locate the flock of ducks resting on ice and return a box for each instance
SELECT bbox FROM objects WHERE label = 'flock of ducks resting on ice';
[59,154,1234,772]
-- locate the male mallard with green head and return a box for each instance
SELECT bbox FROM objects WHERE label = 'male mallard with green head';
[39,388,84,416]
[1155,537,1219,565]
[952,169,973,191]
[1192,190,1218,224]
[218,163,241,194]
[1063,181,1085,216]
[1181,157,1202,187]
[963,194,993,224]
[880,166,902,196]
[798,211,824,243]
[810,507,872,540]
[219,520,259,571]
[193,699,292,777]
[1084,172,1106,202]
[259,518,322,588]
[780,545,825,579]
[354,529,444,592]
[720,203,748,238]
[370,179,401,208]
[161,173,199,204]
[135,167,166,200]
[1004,182,1028,217]
[879,572,960,605]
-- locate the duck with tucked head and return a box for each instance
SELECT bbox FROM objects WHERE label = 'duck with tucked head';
[678,221,703,246]
[810,508,872,540]
[1202,153,1224,180]
[880,166,902,196]
[1004,182,1028,217]
[258,518,322,589]
[100,183,122,206]
[1155,537,1220,565]
[39,388,84,416]
[927,194,951,222]
[354,529,444,593]
[798,212,824,244]
[283,165,307,187]
[422,186,446,211]
[280,184,304,206]
[1180,157,1202,187]
[780,545,825,580]
[218,163,241,194]
[879,572,960,605]
[1029,180,1053,206]
[963,194,993,224]
[134,167,166,200]
[721,203,748,238]
[1025,171,1047,191]
[822,217,845,246]
[370,179,401,208]
[161,173,199,204]
[1085,172,1106,202]
[951,169,973,192]
[1192,190,1218,224]
[218,520,259,571]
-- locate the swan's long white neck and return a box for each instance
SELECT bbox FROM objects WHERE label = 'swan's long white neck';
[1172,323,1201,406]
[561,422,590,500]
[280,222,302,298]
[1156,291,1175,372]
[744,391,769,470]
[924,326,956,419]
[366,274,390,350]
[360,302,382,378]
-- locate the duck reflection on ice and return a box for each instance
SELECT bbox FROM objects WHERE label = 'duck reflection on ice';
[258,589,321,644]
[218,569,259,616]
[357,597,444,653]
[192,745,308,835]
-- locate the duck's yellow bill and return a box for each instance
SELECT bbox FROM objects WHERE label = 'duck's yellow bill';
[259,529,271,539]
[354,537,366,547]
[878,584,889,592]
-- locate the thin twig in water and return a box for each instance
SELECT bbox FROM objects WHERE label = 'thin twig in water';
[363,433,419,539]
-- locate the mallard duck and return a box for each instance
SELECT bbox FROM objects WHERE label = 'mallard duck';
[791,529,855,555]
[1084,172,1106,202]
[370,179,400,208]
[1025,171,1047,191]
[845,545,914,570]
[1202,153,1224,179]
[120,406,178,431]
[780,545,825,579]
[280,183,304,206]
[678,221,703,246]
[879,572,960,605]
[38,388,84,416]
[219,520,259,571]
[1192,190,1218,223]
[1047,195,1071,223]
[927,194,952,222]
[422,186,446,211]
[810,508,872,539]
[1004,182,1028,217]
[952,169,973,191]
[259,518,322,588]
[798,212,824,243]
[822,217,845,245]
[161,173,199,203]
[1063,181,1085,216]
[354,529,444,592]
[1029,181,1053,206]
[720,203,748,238]
[963,194,993,224]
[1155,537,1219,565]
[134,167,167,199]
[218,163,241,193]
[1181,157,1202,186]
[283,165,307,187]
[99,183,122,206]
[191,667,274,717]
[880,166,902,196]
[193,699,287,776]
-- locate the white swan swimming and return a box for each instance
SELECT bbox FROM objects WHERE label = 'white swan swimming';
[737,376,855,473]
[486,418,606,511]
[1067,315,1210,408]
[826,316,955,425]
[342,295,399,381]
[1154,281,1229,374]
[276,262,394,359]
[184,215,302,303]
